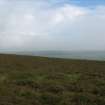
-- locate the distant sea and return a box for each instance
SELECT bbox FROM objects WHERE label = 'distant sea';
[0,50,105,61]
[16,51,105,61]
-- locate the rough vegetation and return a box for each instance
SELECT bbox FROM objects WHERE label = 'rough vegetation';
[0,54,105,105]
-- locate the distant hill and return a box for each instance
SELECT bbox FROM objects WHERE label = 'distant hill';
[0,54,105,105]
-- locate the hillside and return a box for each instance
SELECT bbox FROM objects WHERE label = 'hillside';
[0,54,105,105]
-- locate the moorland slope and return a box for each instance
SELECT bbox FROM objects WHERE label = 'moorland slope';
[0,54,105,105]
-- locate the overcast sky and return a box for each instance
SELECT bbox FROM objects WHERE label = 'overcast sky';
[0,0,105,52]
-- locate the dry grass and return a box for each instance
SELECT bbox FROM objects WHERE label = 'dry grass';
[0,54,105,105]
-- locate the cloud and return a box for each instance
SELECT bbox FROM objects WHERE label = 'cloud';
[0,0,105,51]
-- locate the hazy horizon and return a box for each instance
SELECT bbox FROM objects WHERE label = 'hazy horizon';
[0,50,105,61]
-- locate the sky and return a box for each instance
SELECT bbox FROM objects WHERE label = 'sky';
[0,0,105,52]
